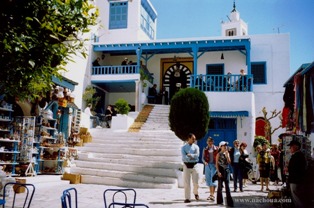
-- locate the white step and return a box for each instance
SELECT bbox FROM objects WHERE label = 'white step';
[73,105,183,189]
[80,175,175,189]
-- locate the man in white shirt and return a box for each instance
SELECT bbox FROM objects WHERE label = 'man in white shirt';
[181,133,200,203]
[84,103,100,127]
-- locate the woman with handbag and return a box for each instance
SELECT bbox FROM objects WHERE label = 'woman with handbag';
[216,141,234,207]
[202,137,218,201]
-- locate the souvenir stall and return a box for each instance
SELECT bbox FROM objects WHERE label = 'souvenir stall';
[36,76,81,175]
[271,62,314,207]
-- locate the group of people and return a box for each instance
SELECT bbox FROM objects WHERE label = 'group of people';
[84,103,115,128]
[181,134,308,207]
[181,134,237,206]
[148,84,169,105]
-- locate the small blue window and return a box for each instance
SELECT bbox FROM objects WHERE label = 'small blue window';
[109,2,128,29]
[251,62,267,84]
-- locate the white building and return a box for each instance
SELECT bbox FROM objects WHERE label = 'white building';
[65,0,290,153]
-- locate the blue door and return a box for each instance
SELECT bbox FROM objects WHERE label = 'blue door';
[198,118,237,163]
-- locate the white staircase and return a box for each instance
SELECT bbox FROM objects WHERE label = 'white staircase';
[71,105,183,189]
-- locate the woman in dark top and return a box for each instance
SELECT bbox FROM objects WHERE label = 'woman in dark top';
[239,142,249,189]
[216,141,234,207]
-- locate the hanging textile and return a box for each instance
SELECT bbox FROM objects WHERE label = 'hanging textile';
[293,73,302,132]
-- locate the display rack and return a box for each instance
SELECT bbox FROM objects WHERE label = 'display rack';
[0,139,20,176]
[38,117,65,175]
[37,147,65,174]
[0,103,13,139]
[13,116,37,176]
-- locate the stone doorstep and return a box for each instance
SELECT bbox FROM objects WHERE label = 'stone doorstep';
[74,157,182,169]
[73,161,178,176]
[82,142,181,149]
[77,152,182,163]
[79,147,181,156]
[88,138,177,143]
[71,167,177,184]
[81,175,175,189]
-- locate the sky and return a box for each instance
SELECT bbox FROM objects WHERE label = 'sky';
[149,0,314,74]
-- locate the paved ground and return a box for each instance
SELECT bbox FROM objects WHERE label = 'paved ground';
[6,175,291,208]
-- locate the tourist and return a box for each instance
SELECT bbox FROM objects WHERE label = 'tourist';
[239,142,249,189]
[92,57,100,66]
[270,144,280,185]
[216,141,234,207]
[121,57,128,65]
[104,105,113,128]
[181,133,200,203]
[229,139,242,192]
[84,103,100,127]
[202,137,218,201]
[257,142,270,192]
[287,140,306,207]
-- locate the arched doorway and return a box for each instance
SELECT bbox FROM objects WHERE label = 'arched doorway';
[163,62,191,100]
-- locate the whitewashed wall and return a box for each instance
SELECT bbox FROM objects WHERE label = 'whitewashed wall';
[96,0,153,44]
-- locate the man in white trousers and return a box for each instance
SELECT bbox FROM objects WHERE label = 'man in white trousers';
[181,133,200,203]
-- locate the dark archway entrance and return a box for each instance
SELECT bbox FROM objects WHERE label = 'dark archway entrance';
[163,62,191,101]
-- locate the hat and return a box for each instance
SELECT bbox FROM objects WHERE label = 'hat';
[266,148,270,152]
[124,57,128,60]
[287,140,301,147]
[219,141,228,148]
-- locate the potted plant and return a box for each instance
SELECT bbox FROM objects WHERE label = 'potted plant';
[114,98,130,115]
[111,98,133,130]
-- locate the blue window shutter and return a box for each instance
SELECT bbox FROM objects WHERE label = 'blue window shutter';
[109,2,128,29]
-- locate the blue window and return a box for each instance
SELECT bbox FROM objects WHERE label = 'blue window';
[251,62,266,84]
[109,2,128,29]
[140,0,157,39]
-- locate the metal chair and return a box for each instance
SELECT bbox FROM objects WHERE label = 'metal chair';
[2,182,35,208]
[61,187,78,208]
[103,188,137,208]
[108,202,149,208]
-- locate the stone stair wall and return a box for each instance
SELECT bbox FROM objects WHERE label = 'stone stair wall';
[71,105,184,189]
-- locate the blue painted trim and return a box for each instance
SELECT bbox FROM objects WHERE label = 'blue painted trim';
[141,0,157,20]
[209,111,249,118]
[52,76,77,91]
[93,38,251,54]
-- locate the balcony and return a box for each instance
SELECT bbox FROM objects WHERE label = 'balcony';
[92,65,154,83]
[190,74,253,92]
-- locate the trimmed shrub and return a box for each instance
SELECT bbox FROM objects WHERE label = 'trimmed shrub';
[114,98,130,115]
[169,88,210,141]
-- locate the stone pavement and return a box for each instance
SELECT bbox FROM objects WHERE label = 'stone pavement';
[12,175,290,208]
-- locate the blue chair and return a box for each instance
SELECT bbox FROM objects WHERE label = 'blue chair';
[61,188,78,208]
[108,202,149,208]
[2,182,35,208]
[103,188,136,208]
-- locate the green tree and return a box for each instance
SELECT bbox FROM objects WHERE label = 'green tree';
[82,85,100,111]
[169,88,210,141]
[0,0,98,101]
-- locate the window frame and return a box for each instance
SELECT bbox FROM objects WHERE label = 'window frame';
[251,62,267,84]
[109,1,128,30]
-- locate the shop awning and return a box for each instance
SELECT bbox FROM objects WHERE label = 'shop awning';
[52,76,78,91]
[209,111,249,118]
